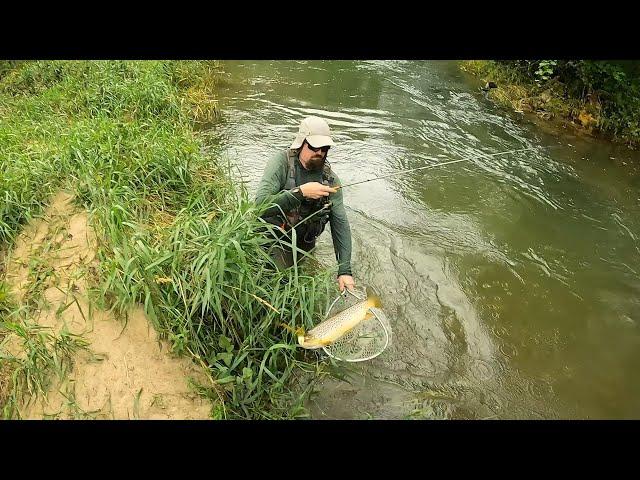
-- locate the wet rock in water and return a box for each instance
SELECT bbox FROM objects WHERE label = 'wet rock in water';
[536,110,553,120]
[481,81,497,91]
[480,81,497,99]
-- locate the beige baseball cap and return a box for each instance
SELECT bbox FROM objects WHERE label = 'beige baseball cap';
[290,116,335,149]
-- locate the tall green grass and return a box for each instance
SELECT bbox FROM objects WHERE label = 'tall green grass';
[0,60,334,418]
[0,314,90,419]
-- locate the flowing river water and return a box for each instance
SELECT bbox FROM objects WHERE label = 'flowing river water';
[202,60,640,419]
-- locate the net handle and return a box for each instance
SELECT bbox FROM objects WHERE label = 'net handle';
[324,288,366,318]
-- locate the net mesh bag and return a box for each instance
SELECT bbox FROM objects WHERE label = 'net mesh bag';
[320,287,392,362]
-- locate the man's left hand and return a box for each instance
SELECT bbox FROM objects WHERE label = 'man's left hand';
[338,275,356,293]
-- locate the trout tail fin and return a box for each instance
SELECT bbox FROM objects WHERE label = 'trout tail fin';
[280,322,305,336]
[366,295,382,309]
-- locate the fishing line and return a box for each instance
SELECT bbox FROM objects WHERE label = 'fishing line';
[288,146,546,229]
[274,146,555,247]
[337,146,548,189]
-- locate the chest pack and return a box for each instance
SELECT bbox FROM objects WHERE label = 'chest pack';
[282,149,334,239]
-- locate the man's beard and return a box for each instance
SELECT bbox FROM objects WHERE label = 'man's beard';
[306,156,325,170]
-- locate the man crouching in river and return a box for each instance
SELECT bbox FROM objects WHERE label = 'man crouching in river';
[254,115,355,293]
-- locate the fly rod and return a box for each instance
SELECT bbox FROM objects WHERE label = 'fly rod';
[335,146,543,189]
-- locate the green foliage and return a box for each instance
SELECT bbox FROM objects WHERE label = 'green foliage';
[535,60,557,83]
[482,60,640,145]
[0,61,22,81]
[1,317,90,419]
[0,60,332,419]
[0,281,11,316]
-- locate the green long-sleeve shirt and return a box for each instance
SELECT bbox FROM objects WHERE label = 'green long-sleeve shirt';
[254,150,353,277]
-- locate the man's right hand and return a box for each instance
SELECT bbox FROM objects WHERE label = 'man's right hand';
[299,182,337,200]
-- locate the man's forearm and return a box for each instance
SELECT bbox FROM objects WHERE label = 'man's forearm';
[330,215,352,276]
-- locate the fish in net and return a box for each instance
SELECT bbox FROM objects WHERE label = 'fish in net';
[307,287,392,362]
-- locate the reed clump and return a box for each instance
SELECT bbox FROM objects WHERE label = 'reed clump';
[0,60,333,419]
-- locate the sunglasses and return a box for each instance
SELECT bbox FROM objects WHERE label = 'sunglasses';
[305,141,330,154]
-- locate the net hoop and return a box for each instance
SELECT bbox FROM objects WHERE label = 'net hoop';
[320,289,390,362]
